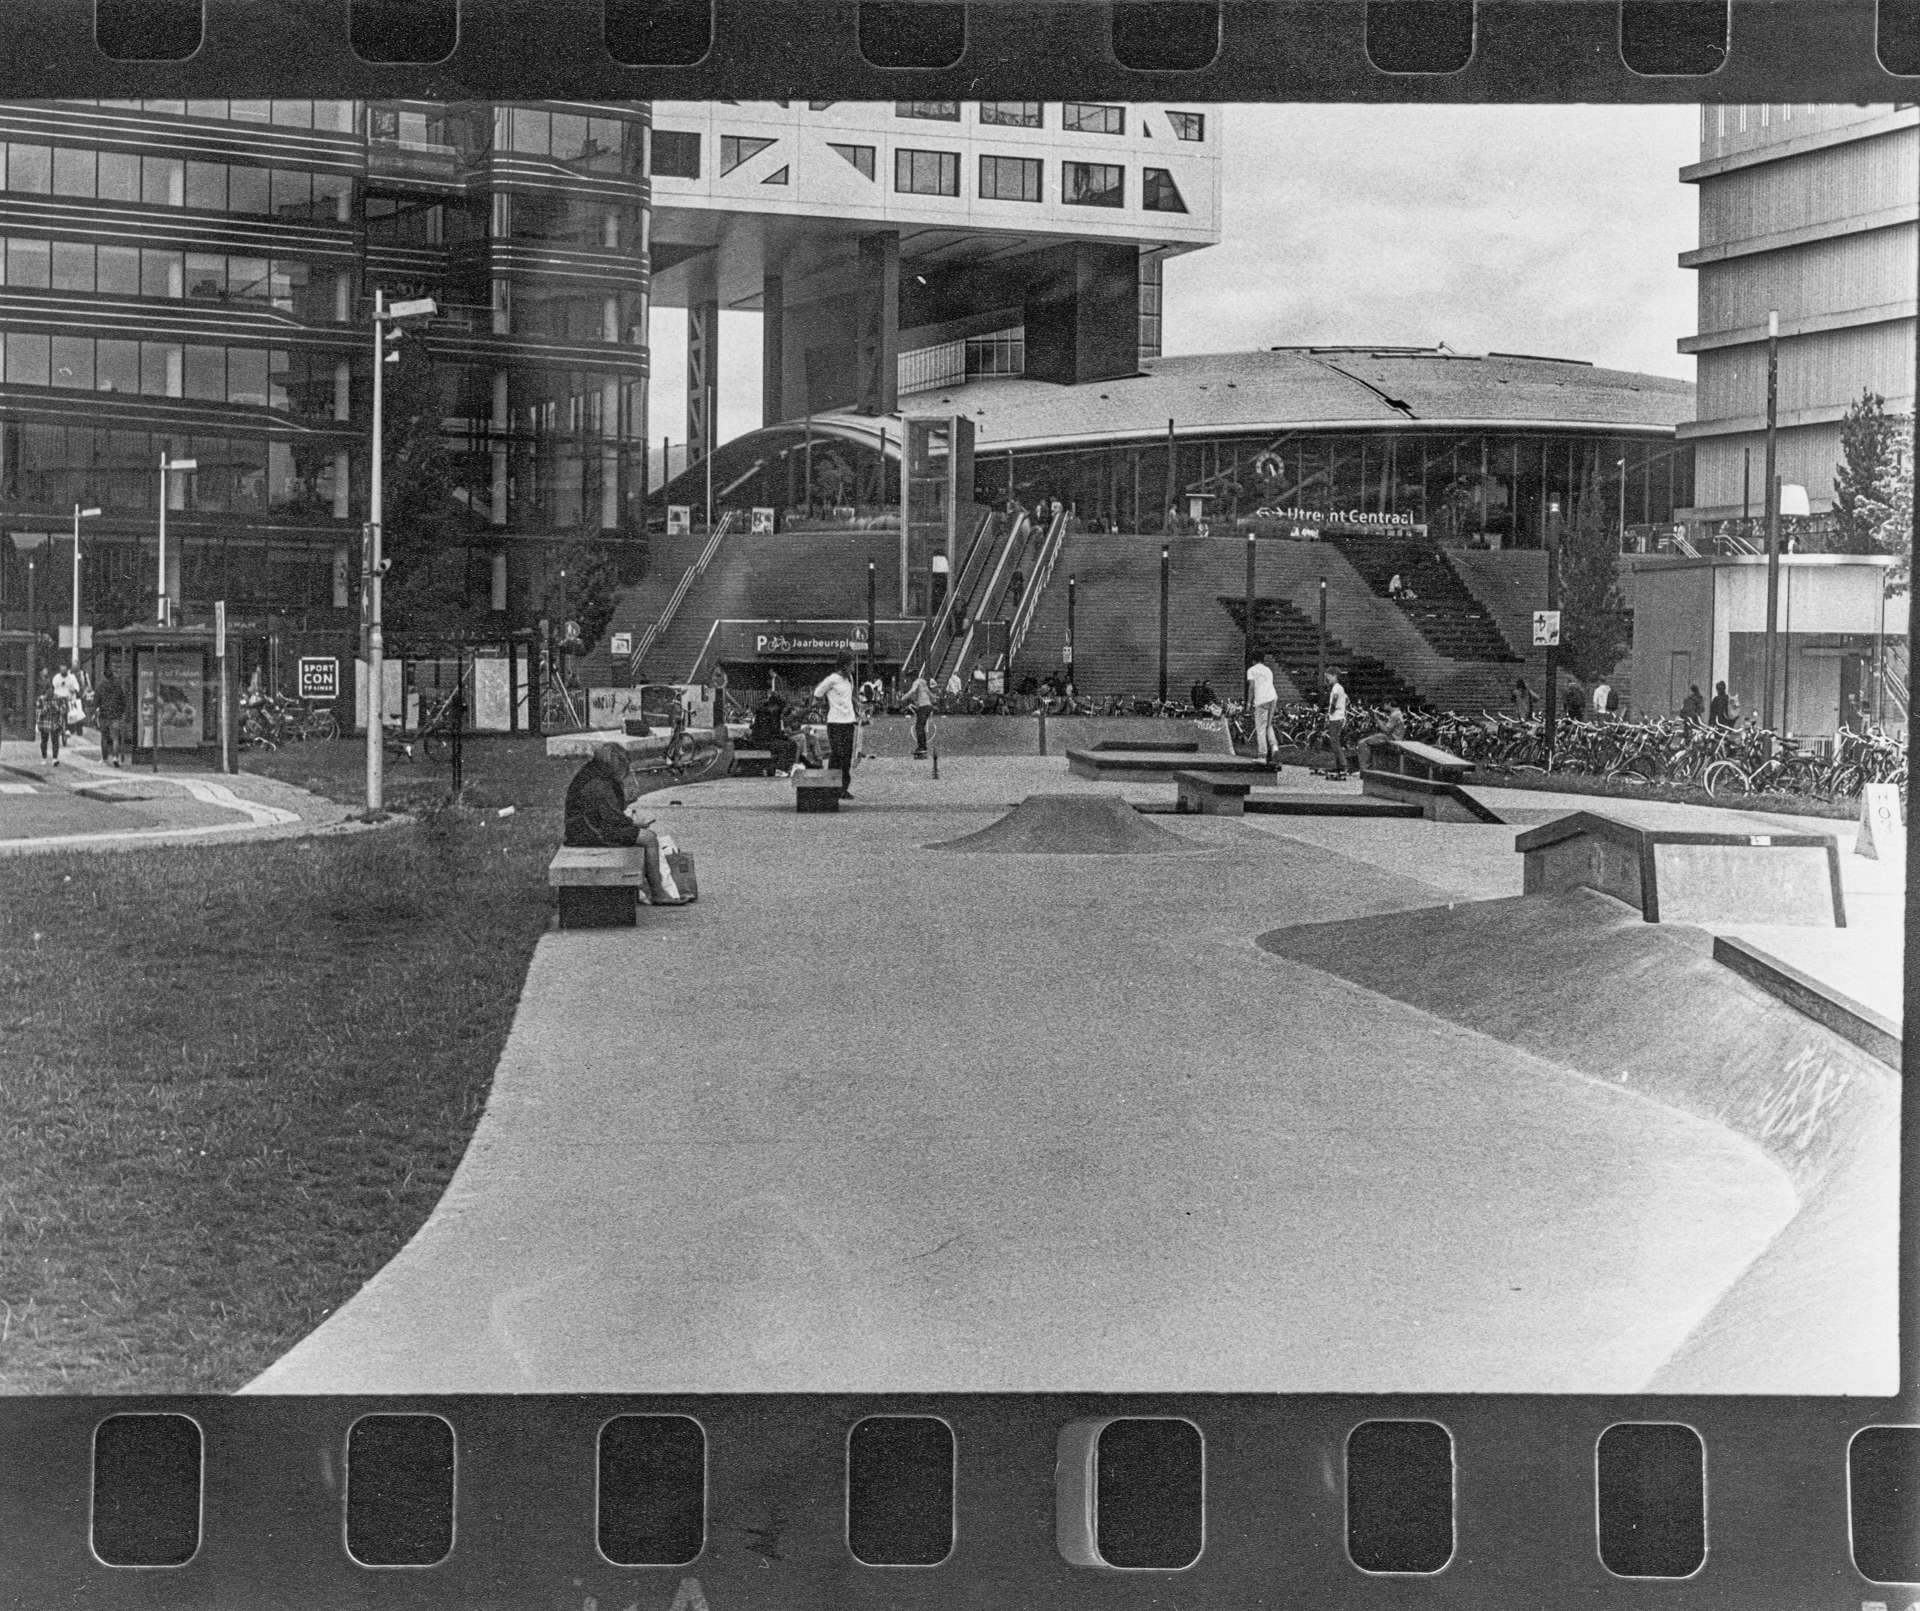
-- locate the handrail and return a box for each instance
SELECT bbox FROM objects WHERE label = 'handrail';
[1005,508,1069,669]
[947,507,1044,690]
[627,510,735,680]
[904,505,999,685]
[683,617,723,685]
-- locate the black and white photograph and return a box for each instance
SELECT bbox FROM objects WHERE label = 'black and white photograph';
[0,3,1914,1603]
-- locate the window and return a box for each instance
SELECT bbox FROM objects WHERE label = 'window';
[228,257,271,303]
[96,245,140,295]
[53,146,95,197]
[96,151,139,201]
[807,100,837,111]
[51,241,94,291]
[896,101,960,120]
[979,154,1041,202]
[1063,161,1124,207]
[227,347,269,406]
[184,161,225,210]
[1142,167,1187,212]
[6,237,49,288]
[50,335,93,389]
[185,253,226,299]
[550,113,589,160]
[828,142,875,179]
[141,155,182,206]
[183,345,224,401]
[228,99,271,123]
[895,148,960,196]
[761,165,789,185]
[141,249,182,298]
[1166,110,1205,142]
[6,330,49,385]
[227,165,269,216]
[96,338,138,394]
[270,169,312,216]
[1064,102,1125,135]
[140,341,182,397]
[269,100,313,127]
[512,108,550,153]
[8,143,51,193]
[719,135,776,175]
[980,102,1042,128]
[651,130,701,179]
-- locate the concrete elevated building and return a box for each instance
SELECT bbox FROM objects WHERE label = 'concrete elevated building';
[1678,102,1917,523]
[647,100,1221,450]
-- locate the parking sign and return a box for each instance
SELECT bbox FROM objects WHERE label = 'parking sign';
[1531,610,1561,647]
[299,656,339,700]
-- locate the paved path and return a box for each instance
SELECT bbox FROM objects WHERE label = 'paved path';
[0,736,353,853]
[248,755,1896,1396]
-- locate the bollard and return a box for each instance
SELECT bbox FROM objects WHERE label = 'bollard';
[931,743,940,780]
[1036,707,1047,756]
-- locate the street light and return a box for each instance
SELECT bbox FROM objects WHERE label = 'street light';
[156,453,196,625]
[1762,308,1781,730]
[70,504,101,669]
[365,289,438,815]
[1615,457,1627,552]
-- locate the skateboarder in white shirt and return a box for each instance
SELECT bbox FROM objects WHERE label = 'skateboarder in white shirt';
[1245,653,1280,767]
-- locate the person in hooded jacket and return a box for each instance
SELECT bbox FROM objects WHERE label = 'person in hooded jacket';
[563,742,691,904]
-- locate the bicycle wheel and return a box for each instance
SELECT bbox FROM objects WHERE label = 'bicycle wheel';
[308,710,339,741]
[1702,759,1749,798]
[1609,752,1661,787]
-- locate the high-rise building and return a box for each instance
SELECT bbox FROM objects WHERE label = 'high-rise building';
[1678,102,1917,524]
[0,97,652,724]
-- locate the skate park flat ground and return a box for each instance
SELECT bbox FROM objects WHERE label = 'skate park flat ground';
[248,754,1901,1396]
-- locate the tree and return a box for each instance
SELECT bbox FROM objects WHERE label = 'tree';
[1835,389,1901,554]
[379,329,480,633]
[1557,456,1632,684]
[545,530,622,654]
[1853,425,1913,596]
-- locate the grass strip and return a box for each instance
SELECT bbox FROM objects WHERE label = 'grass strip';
[0,804,556,1392]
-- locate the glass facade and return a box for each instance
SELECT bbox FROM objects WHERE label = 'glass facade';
[979,102,1043,128]
[1064,162,1124,208]
[979,154,1042,202]
[0,143,353,220]
[895,148,960,197]
[1142,168,1187,213]
[1063,102,1126,135]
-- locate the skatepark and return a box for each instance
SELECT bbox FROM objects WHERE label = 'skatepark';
[245,730,1903,1398]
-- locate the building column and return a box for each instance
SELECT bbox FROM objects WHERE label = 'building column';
[1023,241,1142,388]
[490,369,510,527]
[762,270,785,428]
[855,231,899,417]
[688,298,717,461]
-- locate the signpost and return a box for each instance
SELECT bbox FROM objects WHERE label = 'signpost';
[667,505,691,536]
[299,656,340,701]
[1531,610,1562,647]
[751,507,776,535]
[1857,782,1905,864]
[214,601,230,774]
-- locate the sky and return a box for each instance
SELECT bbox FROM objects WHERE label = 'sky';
[647,104,1702,450]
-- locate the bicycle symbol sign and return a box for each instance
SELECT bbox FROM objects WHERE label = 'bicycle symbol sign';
[298,656,339,700]
[1532,610,1561,647]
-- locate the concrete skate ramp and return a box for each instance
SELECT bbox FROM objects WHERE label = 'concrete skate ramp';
[928,792,1195,854]
[1259,890,1899,1392]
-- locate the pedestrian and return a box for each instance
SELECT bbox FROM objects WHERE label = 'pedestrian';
[904,665,934,758]
[1709,680,1735,728]
[562,742,691,904]
[1356,697,1407,773]
[813,651,860,799]
[34,671,66,764]
[1565,679,1587,722]
[1512,676,1537,721]
[1680,683,1706,725]
[1322,668,1351,779]
[1591,677,1612,721]
[94,666,127,766]
[1245,652,1279,766]
[1190,676,1217,712]
[1387,571,1405,600]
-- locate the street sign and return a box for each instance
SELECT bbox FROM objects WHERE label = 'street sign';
[213,600,225,659]
[1062,642,1074,664]
[56,625,93,650]
[1532,609,1562,647]
[666,505,692,535]
[610,632,632,658]
[750,506,775,534]
[299,655,340,700]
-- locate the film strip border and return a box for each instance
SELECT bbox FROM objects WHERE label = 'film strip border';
[0,0,1916,99]
[2,1396,1916,1603]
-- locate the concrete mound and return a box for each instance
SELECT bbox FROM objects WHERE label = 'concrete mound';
[928,792,1195,854]
[1258,890,1899,1392]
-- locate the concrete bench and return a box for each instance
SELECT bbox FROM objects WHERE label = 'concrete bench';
[1094,739,1201,754]
[1174,770,1255,816]
[1367,737,1471,783]
[794,770,843,813]
[730,747,778,778]
[1515,810,1846,926]
[548,845,649,928]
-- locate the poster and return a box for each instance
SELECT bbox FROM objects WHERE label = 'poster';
[473,656,511,731]
[152,649,204,748]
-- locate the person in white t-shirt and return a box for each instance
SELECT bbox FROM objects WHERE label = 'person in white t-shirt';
[1322,668,1351,779]
[813,653,860,799]
[1245,652,1279,767]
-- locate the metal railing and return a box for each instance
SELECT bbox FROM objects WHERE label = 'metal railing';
[903,506,1000,686]
[947,507,1047,690]
[1004,507,1070,671]
[626,510,735,681]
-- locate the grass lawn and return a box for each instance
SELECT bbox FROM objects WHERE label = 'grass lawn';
[0,804,558,1392]
[244,731,585,813]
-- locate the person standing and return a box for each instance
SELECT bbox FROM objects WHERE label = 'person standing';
[1680,684,1707,725]
[1591,677,1612,722]
[34,672,65,764]
[904,666,934,758]
[1709,680,1735,728]
[1565,679,1587,723]
[1245,652,1279,767]
[94,667,128,766]
[814,651,860,799]
[1511,676,1537,721]
[1323,667,1351,779]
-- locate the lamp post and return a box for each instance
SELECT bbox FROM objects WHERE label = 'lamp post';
[25,550,36,707]
[1158,544,1169,704]
[70,504,100,671]
[1762,309,1781,731]
[1244,528,1256,673]
[1615,456,1627,553]
[1316,576,1327,690]
[365,288,439,815]
[156,452,197,626]
[1066,573,1076,691]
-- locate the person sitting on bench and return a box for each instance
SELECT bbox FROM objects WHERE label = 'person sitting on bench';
[748,690,800,773]
[563,742,691,904]
[1356,700,1407,774]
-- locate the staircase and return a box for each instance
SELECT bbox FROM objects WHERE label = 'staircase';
[947,508,1046,690]
[1219,597,1421,707]
[628,512,736,681]
[1324,536,1522,663]
[905,507,1004,687]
